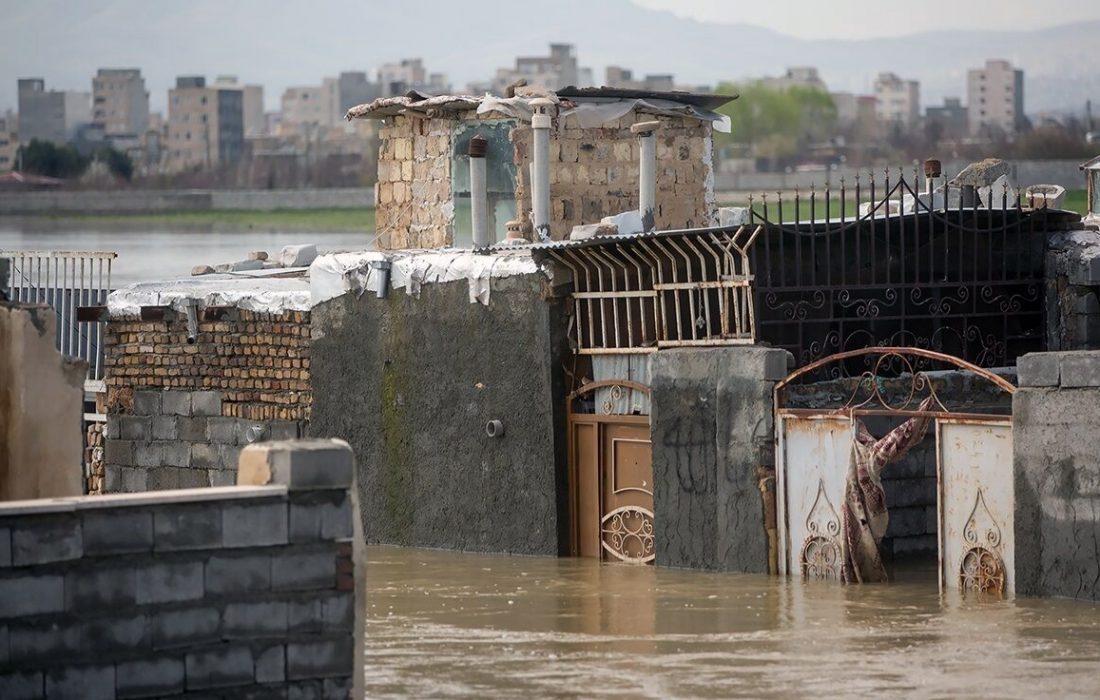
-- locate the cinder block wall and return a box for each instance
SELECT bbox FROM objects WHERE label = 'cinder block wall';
[0,439,356,699]
[1014,351,1100,601]
[100,310,311,493]
[1045,230,1100,351]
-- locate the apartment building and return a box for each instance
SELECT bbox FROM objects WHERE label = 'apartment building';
[967,59,1025,137]
[92,68,149,137]
[17,78,90,145]
[873,72,920,129]
[165,76,244,171]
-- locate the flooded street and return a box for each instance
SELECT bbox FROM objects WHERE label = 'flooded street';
[366,546,1100,699]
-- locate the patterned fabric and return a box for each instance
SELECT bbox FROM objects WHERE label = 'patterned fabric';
[841,397,934,583]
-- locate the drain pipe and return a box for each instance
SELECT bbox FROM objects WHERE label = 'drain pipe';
[924,158,941,196]
[632,120,661,231]
[184,299,199,344]
[468,134,490,249]
[530,97,554,242]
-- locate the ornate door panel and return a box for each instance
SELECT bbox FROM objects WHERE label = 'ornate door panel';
[776,416,852,578]
[937,420,1014,595]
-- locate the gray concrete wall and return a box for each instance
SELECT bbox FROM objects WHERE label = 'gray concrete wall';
[1014,351,1100,601]
[649,346,791,573]
[0,302,85,502]
[0,188,375,215]
[310,275,571,555]
[0,439,356,698]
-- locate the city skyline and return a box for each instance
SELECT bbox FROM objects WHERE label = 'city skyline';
[1,0,1097,114]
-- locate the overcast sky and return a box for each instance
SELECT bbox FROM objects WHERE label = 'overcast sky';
[635,0,1100,38]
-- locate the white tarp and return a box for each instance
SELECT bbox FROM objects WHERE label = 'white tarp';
[477,95,731,133]
[310,249,547,307]
[107,275,311,317]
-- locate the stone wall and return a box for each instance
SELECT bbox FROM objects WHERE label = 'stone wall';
[1045,230,1100,352]
[649,346,791,573]
[310,274,571,555]
[512,113,716,240]
[0,302,86,501]
[0,439,357,699]
[372,110,718,249]
[101,310,311,492]
[373,115,453,249]
[1014,351,1100,601]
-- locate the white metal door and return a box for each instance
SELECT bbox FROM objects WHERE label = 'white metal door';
[937,420,1014,595]
[777,416,852,578]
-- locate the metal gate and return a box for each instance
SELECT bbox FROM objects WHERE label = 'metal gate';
[774,347,1016,594]
[567,380,654,564]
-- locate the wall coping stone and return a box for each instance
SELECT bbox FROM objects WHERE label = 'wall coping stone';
[0,486,287,517]
[238,439,354,491]
[1018,350,1100,388]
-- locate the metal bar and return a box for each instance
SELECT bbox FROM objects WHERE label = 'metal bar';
[777,408,1010,422]
[571,290,657,299]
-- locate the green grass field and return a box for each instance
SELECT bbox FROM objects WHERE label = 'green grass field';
[15,207,377,233]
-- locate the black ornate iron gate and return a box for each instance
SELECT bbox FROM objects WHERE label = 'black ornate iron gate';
[747,173,1069,376]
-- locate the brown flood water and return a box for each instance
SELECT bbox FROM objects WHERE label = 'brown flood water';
[366,546,1100,699]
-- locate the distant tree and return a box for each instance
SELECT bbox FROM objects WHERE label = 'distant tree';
[16,139,89,179]
[714,81,838,169]
[95,147,134,181]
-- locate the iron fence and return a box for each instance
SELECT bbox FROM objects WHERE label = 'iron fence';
[2,250,116,381]
[747,171,1061,377]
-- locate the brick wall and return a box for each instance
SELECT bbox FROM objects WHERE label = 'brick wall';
[512,113,716,240]
[0,439,357,699]
[374,115,453,249]
[372,110,717,249]
[101,310,311,493]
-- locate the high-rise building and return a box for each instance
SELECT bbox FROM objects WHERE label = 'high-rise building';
[967,59,1025,137]
[336,72,380,116]
[17,78,90,145]
[165,76,244,171]
[377,59,449,97]
[280,78,339,130]
[873,72,920,129]
[490,44,586,96]
[0,112,18,170]
[925,97,969,140]
[92,68,149,137]
[212,76,265,138]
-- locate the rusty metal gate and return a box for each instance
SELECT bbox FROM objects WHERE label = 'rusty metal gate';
[774,347,1016,594]
[568,380,654,564]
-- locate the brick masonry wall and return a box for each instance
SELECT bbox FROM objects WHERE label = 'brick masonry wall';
[373,110,717,249]
[0,447,356,699]
[374,115,453,249]
[102,310,310,493]
[512,113,717,240]
[1015,351,1100,601]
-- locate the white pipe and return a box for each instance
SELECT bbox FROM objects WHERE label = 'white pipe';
[530,97,554,242]
[632,120,661,231]
[469,135,489,248]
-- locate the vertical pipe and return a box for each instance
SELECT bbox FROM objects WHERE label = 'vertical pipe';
[529,97,554,242]
[632,121,660,231]
[468,134,490,248]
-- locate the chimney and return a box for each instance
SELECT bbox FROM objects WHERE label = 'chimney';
[632,120,661,231]
[529,97,554,242]
[468,134,490,249]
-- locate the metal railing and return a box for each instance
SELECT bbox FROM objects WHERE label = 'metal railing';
[745,171,1064,378]
[2,250,116,381]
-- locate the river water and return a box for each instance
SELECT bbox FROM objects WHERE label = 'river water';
[0,225,372,287]
[366,546,1100,699]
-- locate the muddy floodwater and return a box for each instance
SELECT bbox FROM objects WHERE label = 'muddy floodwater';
[366,546,1100,699]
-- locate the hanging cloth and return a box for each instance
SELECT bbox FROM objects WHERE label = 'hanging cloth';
[840,396,934,583]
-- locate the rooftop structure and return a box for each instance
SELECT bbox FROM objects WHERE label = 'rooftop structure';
[346,88,735,249]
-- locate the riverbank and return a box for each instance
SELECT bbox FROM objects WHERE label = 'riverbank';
[1,207,377,233]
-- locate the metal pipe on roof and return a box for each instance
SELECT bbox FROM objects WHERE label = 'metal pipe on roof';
[632,120,661,232]
[530,98,554,242]
[468,134,490,249]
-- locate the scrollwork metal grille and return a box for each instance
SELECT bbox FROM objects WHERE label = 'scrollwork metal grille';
[600,506,655,564]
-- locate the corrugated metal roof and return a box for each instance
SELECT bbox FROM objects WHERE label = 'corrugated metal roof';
[556,86,737,111]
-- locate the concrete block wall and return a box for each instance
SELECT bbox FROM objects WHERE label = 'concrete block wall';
[101,310,310,493]
[1014,351,1100,601]
[0,439,357,699]
[649,346,792,573]
[1045,230,1100,352]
